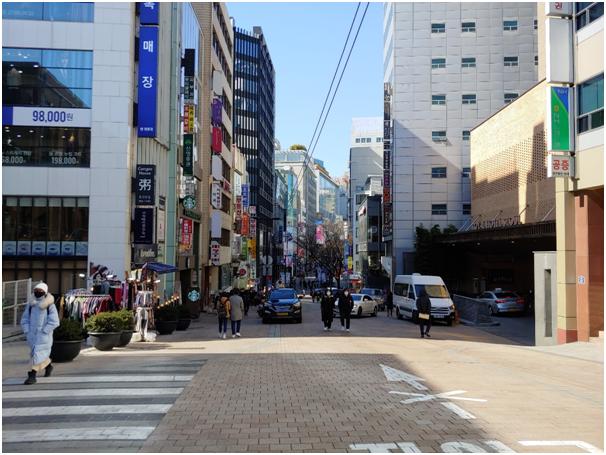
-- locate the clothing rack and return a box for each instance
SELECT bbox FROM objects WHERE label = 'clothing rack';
[61,292,113,322]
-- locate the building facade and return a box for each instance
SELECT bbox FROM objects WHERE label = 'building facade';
[314,159,339,222]
[275,148,317,227]
[384,2,538,275]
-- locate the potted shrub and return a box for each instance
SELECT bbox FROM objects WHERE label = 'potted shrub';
[176,305,192,331]
[51,319,86,362]
[85,312,122,350]
[115,309,135,347]
[154,304,179,335]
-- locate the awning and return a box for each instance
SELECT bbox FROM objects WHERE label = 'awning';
[142,262,178,274]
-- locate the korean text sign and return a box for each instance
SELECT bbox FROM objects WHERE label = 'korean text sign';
[136,165,155,205]
[138,26,158,137]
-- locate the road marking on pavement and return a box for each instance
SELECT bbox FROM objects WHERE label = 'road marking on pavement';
[440,402,476,419]
[380,364,428,390]
[518,440,601,453]
[441,442,486,452]
[389,390,487,404]
[2,427,157,443]
[2,387,184,399]
[2,374,193,385]
[484,440,516,453]
[3,404,172,417]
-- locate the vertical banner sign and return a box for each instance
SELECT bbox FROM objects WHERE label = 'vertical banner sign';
[383,82,393,238]
[212,99,223,125]
[138,26,158,137]
[249,239,257,259]
[235,196,242,220]
[179,218,193,253]
[241,213,250,236]
[549,86,572,151]
[183,48,195,101]
[315,223,325,245]
[183,104,194,134]
[210,241,221,266]
[241,238,248,259]
[182,134,193,176]
[134,208,154,244]
[139,2,159,25]
[248,205,256,217]
[241,184,249,208]
[212,127,222,153]
[250,218,257,237]
[211,182,222,209]
[135,164,155,205]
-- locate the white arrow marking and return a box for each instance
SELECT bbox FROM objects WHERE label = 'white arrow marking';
[350,443,399,453]
[518,440,601,453]
[389,390,486,404]
[380,364,428,391]
[441,402,476,419]
[484,440,516,453]
[441,442,486,453]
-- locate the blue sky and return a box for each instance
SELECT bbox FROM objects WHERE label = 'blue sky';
[227,2,383,179]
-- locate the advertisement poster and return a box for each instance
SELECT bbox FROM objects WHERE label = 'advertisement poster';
[315,224,325,245]
[61,241,75,256]
[550,86,571,151]
[32,241,46,256]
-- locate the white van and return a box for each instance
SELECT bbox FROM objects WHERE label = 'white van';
[393,274,455,326]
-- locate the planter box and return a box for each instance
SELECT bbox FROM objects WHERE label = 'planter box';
[50,340,83,362]
[176,319,191,331]
[116,330,134,347]
[155,320,178,335]
[88,332,121,351]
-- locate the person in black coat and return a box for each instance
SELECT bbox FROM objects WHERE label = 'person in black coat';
[385,290,394,318]
[338,289,354,332]
[416,288,432,338]
[320,289,335,331]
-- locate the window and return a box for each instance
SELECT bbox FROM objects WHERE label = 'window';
[534,19,538,30]
[432,131,446,142]
[575,2,604,31]
[463,203,471,215]
[432,94,446,106]
[393,283,407,296]
[503,20,518,31]
[2,2,94,22]
[376,137,382,142]
[462,130,470,141]
[462,94,477,105]
[461,57,476,68]
[462,167,471,178]
[461,21,476,32]
[504,56,519,67]
[431,23,446,34]
[432,58,446,69]
[355,138,360,143]
[431,167,447,178]
[504,93,518,104]
[578,73,604,133]
[535,55,538,66]
[432,204,447,215]
[407,286,415,300]
[3,48,93,108]
[366,137,371,142]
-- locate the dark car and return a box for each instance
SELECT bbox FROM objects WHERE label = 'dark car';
[260,288,302,323]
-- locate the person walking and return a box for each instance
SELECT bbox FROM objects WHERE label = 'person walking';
[216,293,230,339]
[20,282,59,385]
[320,289,335,331]
[338,289,354,332]
[229,290,244,338]
[416,288,432,338]
[385,290,394,318]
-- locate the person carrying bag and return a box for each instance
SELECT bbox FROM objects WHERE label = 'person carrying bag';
[216,293,231,339]
[416,288,432,338]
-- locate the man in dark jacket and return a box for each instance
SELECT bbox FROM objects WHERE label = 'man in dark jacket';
[416,288,432,338]
[320,289,335,331]
[338,289,354,332]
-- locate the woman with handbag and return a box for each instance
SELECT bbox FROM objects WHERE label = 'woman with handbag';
[216,293,231,339]
[416,289,432,338]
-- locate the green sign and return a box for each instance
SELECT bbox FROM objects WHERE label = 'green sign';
[550,87,571,151]
[241,238,248,260]
[183,134,193,176]
[183,195,196,210]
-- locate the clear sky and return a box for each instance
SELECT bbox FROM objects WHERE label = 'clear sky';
[226,2,383,179]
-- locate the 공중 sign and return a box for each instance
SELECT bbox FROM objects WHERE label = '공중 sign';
[547,153,574,178]
[138,26,159,138]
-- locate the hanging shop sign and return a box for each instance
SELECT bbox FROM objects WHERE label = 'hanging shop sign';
[250,260,257,280]
[183,104,195,134]
[134,207,154,244]
[210,241,221,266]
[133,244,157,263]
[235,196,242,220]
[212,155,222,180]
[241,238,248,259]
[211,210,222,238]
[212,98,223,125]
[547,153,575,178]
[548,86,572,151]
[232,235,242,258]
[241,213,250,236]
[183,195,196,210]
[138,26,159,138]
[182,133,193,176]
[2,106,91,128]
[183,48,195,100]
[250,218,257,237]
[184,76,195,102]
[135,164,155,205]
[139,1,159,25]
[241,184,249,208]
[212,127,222,153]
[223,178,231,193]
[178,218,193,253]
[248,205,256,217]
[211,182,222,209]
[248,239,257,259]
[188,288,200,302]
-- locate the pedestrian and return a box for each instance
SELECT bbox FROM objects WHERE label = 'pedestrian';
[20,282,59,385]
[216,293,230,339]
[320,288,335,331]
[385,290,394,318]
[338,288,354,332]
[416,288,432,338]
[243,289,250,316]
[229,290,244,338]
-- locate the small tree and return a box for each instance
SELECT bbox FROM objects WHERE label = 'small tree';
[299,221,345,288]
[290,144,307,151]
[414,224,457,275]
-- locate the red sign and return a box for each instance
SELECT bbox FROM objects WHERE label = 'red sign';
[241,213,250,236]
[212,127,222,153]
[179,218,193,253]
[235,196,242,220]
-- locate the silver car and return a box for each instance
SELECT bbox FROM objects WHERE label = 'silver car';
[478,290,525,315]
[360,288,385,310]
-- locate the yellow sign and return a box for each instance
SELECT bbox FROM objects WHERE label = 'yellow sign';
[248,239,257,259]
[347,257,353,270]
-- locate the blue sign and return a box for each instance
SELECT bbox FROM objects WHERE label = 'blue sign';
[139,2,159,25]
[138,26,158,137]
[242,184,249,208]
[3,106,13,125]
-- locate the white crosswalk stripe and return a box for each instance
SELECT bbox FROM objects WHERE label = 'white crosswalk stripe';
[3,427,157,443]
[3,374,193,385]
[2,387,184,399]
[3,404,172,417]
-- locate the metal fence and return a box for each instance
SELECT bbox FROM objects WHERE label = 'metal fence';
[2,279,32,327]
[453,294,497,326]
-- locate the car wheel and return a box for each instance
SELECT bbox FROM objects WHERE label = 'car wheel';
[372,306,378,317]
[357,307,363,318]
[396,308,403,320]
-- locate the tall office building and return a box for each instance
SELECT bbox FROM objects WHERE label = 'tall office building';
[384,2,538,275]
[275,149,317,227]
[233,26,276,285]
[314,159,339,222]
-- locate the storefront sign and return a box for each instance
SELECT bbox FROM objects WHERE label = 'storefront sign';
[241,184,249,208]
[223,178,231,193]
[210,241,221,265]
[134,207,154,244]
[2,241,16,255]
[139,1,159,25]
[241,213,250,236]
[212,98,223,125]
[133,244,157,263]
[183,104,195,134]
[211,210,222,238]
[211,182,222,209]
[61,242,75,256]
[138,26,159,137]
[248,239,257,259]
[179,218,193,253]
[182,208,201,221]
[182,133,193,176]
[547,153,574,178]
[183,48,195,100]
[188,288,200,302]
[250,218,257,237]
[241,238,248,259]
[383,82,393,239]
[250,260,257,280]
[212,127,222,153]
[248,205,256,217]
[548,86,572,151]
[157,207,165,241]
[232,235,242,258]
[2,106,91,128]
[135,164,155,205]
[235,196,242,220]
[184,76,195,102]
[183,195,196,210]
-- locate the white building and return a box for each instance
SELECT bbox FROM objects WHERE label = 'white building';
[275,149,317,227]
[384,2,538,275]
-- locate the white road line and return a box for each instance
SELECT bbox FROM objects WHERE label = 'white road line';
[2,427,156,443]
[441,402,476,419]
[389,390,486,404]
[380,364,428,391]
[518,440,602,453]
[2,374,193,385]
[350,443,400,453]
[3,404,171,417]
[441,442,485,452]
[2,387,183,399]
[484,440,516,453]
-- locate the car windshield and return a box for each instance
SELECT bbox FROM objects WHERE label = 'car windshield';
[352,295,362,301]
[414,284,450,299]
[269,289,296,300]
[495,292,516,298]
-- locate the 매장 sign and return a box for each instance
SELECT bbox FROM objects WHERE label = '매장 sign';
[210,241,221,266]
[183,195,196,210]
[136,164,155,205]
[139,2,159,25]
[2,106,91,128]
[138,26,159,137]
[133,244,157,263]
[134,207,154,244]
[235,196,242,220]
[549,86,572,151]
[241,184,249,208]
[547,153,574,178]
[248,239,257,259]
[182,133,193,176]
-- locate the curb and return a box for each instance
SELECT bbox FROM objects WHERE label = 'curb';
[459,318,500,327]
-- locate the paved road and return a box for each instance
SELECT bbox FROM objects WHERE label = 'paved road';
[2,298,602,453]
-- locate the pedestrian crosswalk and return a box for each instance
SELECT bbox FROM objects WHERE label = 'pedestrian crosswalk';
[2,359,205,452]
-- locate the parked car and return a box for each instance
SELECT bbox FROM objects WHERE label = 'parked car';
[333,293,378,318]
[361,288,385,310]
[260,288,302,323]
[478,289,525,315]
[312,288,325,302]
[393,274,455,325]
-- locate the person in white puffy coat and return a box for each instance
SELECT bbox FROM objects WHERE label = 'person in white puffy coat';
[20,282,60,385]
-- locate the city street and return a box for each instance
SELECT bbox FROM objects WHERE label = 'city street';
[2,298,603,453]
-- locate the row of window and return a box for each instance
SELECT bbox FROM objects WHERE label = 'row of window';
[578,73,604,133]
[431,167,472,179]
[431,19,522,34]
[2,2,93,23]
[575,2,604,31]
[431,93,518,106]
[430,204,471,216]
[432,56,533,69]
[432,130,472,142]
[354,137,382,144]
